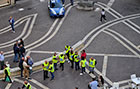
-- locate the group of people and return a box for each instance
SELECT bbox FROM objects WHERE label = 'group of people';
[42,45,97,81]
[13,38,25,62]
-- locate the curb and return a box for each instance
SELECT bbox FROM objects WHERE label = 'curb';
[0,3,10,8]
[0,41,84,79]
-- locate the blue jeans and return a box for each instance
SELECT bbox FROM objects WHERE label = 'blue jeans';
[89,67,94,72]
[50,72,54,80]
[81,67,85,73]
[11,24,15,31]
[14,53,18,62]
[54,63,57,71]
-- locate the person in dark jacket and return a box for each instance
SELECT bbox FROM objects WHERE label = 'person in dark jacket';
[3,64,12,83]
[13,41,19,62]
[19,57,24,77]
[19,38,24,47]
[19,44,25,58]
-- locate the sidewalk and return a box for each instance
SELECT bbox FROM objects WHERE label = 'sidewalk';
[0,0,10,7]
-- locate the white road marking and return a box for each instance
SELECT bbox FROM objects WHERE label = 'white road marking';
[87,53,138,58]
[30,50,138,58]
[86,61,113,85]
[0,14,36,32]
[119,85,131,89]
[102,56,108,76]
[106,28,140,52]
[18,8,24,11]
[0,18,31,49]
[96,2,140,34]
[5,83,12,89]
[94,7,100,12]
[14,78,37,89]
[103,30,140,58]
[138,45,140,49]
[30,79,50,89]
[40,0,45,2]
[117,79,131,85]
[107,0,115,7]
[85,68,96,78]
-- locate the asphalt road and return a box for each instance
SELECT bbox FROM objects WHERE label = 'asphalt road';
[0,0,140,88]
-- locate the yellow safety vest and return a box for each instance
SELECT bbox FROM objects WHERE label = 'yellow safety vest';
[48,64,54,73]
[80,59,86,67]
[4,67,10,76]
[52,55,58,63]
[25,83,32,89]
[42,62,49,71]
[74,54,79,62]
[59,55,65,63]
[69,52,75,61]
[65,46,71,53]
[89,59,96,68]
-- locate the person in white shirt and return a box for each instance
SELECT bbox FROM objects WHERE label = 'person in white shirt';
[100,9,106,22]
[0,51,4,70]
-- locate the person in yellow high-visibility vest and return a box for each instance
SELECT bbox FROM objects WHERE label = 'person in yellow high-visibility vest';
[22,80,32,89]
[80,57,86,75]
[65,45,71,60]
[48,61,54,80]
[59,54,65,71]
[69,50,75,69]
[74,51,80,70]
[52,52,58,71]
[42,60,49,80]
[3,64,12,83]
[89,57,96,74]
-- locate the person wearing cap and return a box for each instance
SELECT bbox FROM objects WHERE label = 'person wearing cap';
[59,54,65,71]
[3,64,12,83]
[22,80,32,89]
[42,60,49,80]
[52,52,58,71]
[0,51,4,70]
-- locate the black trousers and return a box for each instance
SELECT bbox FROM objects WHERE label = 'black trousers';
[60,63,64,71]
[75,62,80,70]
[100,15,106,22]
[66,52,70,60]
[54,63,58,71]
[0,61,4,70]
[4,75,12,83]
[70,60,74,68]
[43,70,48,80]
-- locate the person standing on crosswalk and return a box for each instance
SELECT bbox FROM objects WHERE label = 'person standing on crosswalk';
[59,54,65,71]
[9,16,15,33]
[48,61,55,80]
[65,45,71,63]
[42,60,49,80]
[89,57,96,74]
[69,50,75,69]
[80,57,86,75]
[74,51,80,70]
[100,9,106,22]
[52,52,58,71]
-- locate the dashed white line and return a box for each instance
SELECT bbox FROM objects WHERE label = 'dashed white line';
[5,83,12,89]
[107,0,115,7]
[102,56,108,76]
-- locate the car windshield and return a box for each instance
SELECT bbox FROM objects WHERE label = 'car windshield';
[51,2,62,8]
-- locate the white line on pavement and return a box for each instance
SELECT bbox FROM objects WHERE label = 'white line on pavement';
[103,30,140,58]
[30,50,138,58]
[5,83,12,89]
[97,2,140,35]
[30,79,50,89]
[106,28,140,52]
[14,78,37,89]
[102,56,108,76]
[0,18,31,48]
[117,79,131,85]
[86,61,113,85]
[107,0,115,7]
[0,14,36,32]
[138,45,140,49]
[85,68,96,78]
